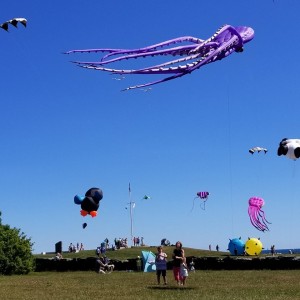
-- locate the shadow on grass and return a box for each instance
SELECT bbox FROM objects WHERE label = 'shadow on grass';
[148,285,196,290]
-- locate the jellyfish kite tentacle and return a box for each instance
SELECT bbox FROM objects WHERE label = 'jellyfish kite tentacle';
[248,197,271,232]
[257,209,271,227]
[66,24,254,91]
[249,209,266,232]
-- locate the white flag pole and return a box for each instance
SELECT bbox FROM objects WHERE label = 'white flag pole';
[129,182,135,247]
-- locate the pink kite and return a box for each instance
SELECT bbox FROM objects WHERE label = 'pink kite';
[191,191,210,211]
[248,197,271,232]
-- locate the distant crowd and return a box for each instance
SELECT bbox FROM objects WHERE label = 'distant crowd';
[65,236,146,256]
[93,236,146,254]
[68,242,84,253]
[133,236,144,247]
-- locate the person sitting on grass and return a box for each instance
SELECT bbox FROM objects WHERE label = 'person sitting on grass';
[102,255,115,273]
[96,254,107,274]
[54,252,63,261]
[96,254,115,274]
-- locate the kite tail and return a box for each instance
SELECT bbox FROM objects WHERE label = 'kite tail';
[200,200,206,210]
[190,197,198,212]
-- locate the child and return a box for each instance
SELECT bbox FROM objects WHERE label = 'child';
[189,258,195,272]
[180,256,188,285]
[155,246,167,285]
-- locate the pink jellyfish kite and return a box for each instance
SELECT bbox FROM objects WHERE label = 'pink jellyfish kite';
[248,197,271,232]
[191,191,210,211]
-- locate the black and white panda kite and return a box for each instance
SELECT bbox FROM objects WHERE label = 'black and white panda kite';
[277,138,300,160]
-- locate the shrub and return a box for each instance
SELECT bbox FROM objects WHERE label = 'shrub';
[0,211,34,275]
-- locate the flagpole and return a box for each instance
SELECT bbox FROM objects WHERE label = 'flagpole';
[129,182,134,247]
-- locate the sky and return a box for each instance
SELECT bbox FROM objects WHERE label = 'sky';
[1,0,300,254]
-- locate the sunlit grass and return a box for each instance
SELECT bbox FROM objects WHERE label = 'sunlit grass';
[34,246,226,260]
[1,270,300,300]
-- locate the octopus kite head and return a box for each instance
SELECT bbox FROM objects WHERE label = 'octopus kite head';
[235,26,255,44]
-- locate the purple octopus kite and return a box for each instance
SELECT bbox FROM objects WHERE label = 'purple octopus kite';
[66,24,254,91]
[248,197,271,232]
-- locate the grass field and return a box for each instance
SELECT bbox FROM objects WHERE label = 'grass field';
[34,246,225,260]
[1,269,300,300]
[2,247,299,299]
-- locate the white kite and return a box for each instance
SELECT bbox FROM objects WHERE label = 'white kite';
[0,18,27,31]
[249,147,268,154]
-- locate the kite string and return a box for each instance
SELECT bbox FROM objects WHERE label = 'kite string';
[227,84,234,235]
[190,197,196,212]
[200,200,206,210]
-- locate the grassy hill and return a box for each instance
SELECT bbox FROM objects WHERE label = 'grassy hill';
[34,246,227,260]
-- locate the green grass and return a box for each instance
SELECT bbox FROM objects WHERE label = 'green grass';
[21,247,300,300]
[1,270,300,300]
[34,246,227,260]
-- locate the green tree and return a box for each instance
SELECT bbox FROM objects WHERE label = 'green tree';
[0,211,34,275]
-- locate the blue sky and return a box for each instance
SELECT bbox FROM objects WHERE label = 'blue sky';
[1,0,300,254]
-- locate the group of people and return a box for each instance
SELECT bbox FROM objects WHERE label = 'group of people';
[113,237,128,249]
[95,239,191,285]
[100,236,145,250]
[155,241,190,286]
[208,244,219,251]
[133,236,144,247]
[68,242,84,252]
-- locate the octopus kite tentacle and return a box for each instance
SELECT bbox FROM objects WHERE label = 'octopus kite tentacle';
[248,197,271,232]
[65,36,206,56]
[72,45,204,66]
[100,36,208,62]
[66,24,254,91]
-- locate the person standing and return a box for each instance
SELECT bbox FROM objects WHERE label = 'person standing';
[271,245,275,256]
[172,241,185,285]
[136,256,142,272]
[189,258,195,272]
[80,243,84,251]
[180,256,188,286]
[155,246,168,285]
